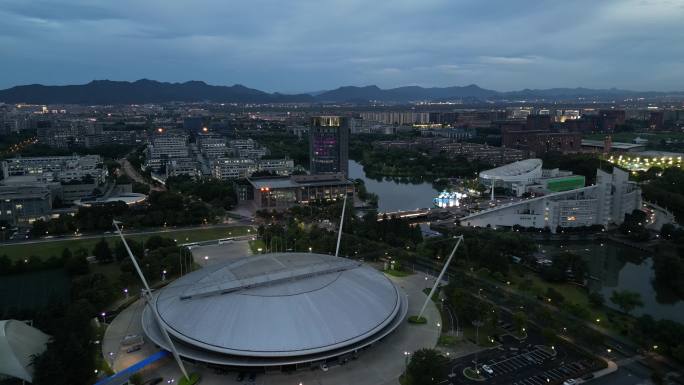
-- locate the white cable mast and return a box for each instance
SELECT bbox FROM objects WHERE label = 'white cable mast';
[417,235,464,320]
[334,193,348,258]
[112,220,190,381]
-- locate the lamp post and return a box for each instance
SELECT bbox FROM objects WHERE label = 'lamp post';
[404,351,410,371]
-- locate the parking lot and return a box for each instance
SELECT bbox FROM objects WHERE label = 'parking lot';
[479,346,556,379]
[445,326,602,385]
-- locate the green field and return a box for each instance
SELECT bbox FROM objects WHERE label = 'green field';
[0,269,70,312]
[0,225,253,261]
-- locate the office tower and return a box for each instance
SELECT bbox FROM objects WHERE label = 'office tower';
[309,116,349,178]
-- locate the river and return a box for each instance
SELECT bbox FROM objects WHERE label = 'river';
[349,159,683,322]
[348,160,439,213]
[539,241,684,322]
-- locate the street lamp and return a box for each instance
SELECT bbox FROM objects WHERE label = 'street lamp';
[309,247,312,252]
[100,312,106,323]
[123,288,129,299]
[162,269,167,281]
[403,351,410,370]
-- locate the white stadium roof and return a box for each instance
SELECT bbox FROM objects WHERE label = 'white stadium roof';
[479,158,543,180]
[142,252,407,367]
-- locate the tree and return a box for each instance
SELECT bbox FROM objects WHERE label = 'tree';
[513,311,527,332]
[93,238,113,263]
[588,291,605,308]
[404,348,449,385]
[610,290,644,315]
[114,239,144,262]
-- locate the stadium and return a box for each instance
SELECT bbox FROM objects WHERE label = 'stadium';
[478,158,543,196]
[141,252,408,369]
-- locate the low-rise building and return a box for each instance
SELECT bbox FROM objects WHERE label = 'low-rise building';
[166,158,201,179]
[146,131,190,171]
[0,185,52,225]
[198,134,228,159]
[244,174,354,210]
[461,167,641,232]
[211,158,294,180]
[2,155,106,184]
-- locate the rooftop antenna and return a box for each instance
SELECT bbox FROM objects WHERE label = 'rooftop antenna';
[335,193,348,258]
[416,235,464,320]
[112,220,191,382]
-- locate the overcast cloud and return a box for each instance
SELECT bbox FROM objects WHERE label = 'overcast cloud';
[1,0,682,92]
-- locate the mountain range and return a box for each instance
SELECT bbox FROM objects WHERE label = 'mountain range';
[0,79,682,105]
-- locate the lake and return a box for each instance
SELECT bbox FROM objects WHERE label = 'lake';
[539,241,684,322]
[349,160,439,213]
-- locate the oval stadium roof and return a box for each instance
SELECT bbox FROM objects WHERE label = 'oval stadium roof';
[479,158,543,180]
[143,253,407,367]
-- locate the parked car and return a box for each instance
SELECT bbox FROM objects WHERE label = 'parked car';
[481,365,494,375]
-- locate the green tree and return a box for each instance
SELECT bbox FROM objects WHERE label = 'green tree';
[610,290,644,315]
[404,348,449,385]
[513,311,527,332]
[588,291,605,308]
[93,238,113,263]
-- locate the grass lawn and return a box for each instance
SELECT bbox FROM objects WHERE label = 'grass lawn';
[248,239,266,254]
[510,273,589,306]
[385,269,412,277]
[463,367,485,381]
[507,272,613,329]
[1,226,253,261]
[462,325,500,347]
[438,334,460,347]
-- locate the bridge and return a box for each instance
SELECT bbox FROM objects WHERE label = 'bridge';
[377,208,452,221]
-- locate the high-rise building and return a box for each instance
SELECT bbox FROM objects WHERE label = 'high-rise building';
[309,116,349,177]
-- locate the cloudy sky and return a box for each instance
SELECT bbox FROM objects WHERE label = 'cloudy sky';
[1,0,683,92]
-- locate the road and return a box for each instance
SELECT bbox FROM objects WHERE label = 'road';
[119,157,165,192]
[0,221,254,246]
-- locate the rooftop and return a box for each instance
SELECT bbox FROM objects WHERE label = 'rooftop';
[249,176,352,189]
[146,253,403,359]
[480,158,543,178]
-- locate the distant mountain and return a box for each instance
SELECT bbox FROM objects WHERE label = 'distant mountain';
[316,84,499,102]
[1,79,682,105]
[316,84,684,103]
[0,79,315,104]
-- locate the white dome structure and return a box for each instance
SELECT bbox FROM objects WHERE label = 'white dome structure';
[0,320,50,383]
[142,252,407,368]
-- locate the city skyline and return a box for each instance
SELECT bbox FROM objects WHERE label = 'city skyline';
[1,0,683,92]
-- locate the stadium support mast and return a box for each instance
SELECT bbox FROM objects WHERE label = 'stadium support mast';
[334,193,347,258]
[417,235,464,320]
[112,220,190,381]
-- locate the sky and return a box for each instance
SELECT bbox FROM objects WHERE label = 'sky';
[1,0,683,92]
